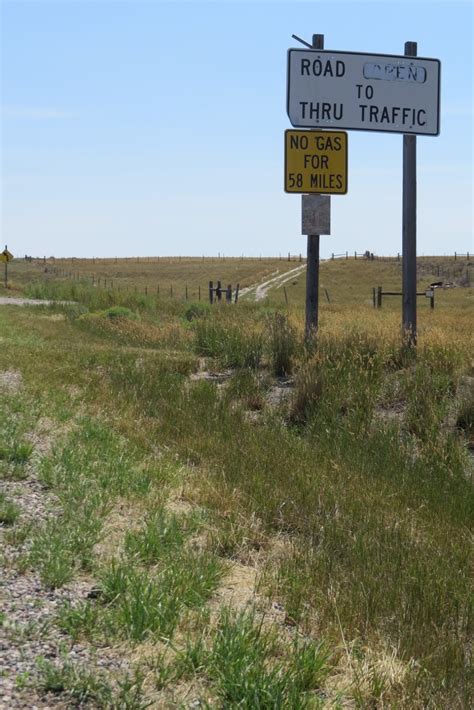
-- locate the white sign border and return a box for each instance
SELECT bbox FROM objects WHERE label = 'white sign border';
[286,48,441,136]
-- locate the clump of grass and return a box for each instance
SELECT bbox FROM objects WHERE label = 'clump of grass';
[266,312,298,376]
[4,522,32,547]
[208,608,332,708]
[58,505,223,643]
[29,518,102,588]
[124,507,185,563]
[0,439,33,482]
[289,360,323,424]
[224,369,267,411]
[184,301,210,321]
[194,316,263,369]
[456,394,474,442]
[0,440,33,464]
[403,362,453,441]
[36,657,113,704]
[61,550,223,642]
[57,303,89,321]
[26,417,156,587]
[0,493,20,525]
[35,657,147,708]
[100,305,138,321]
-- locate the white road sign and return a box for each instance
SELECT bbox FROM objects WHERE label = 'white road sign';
[287,49,441,136]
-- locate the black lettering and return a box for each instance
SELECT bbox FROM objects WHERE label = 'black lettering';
[336,175,343,189]
[301,59,310,75]
[322,103,331,120]
[334,104,343,120]
[380,106,390,123]
[360,104,367,121]
[300,102,308,118]
[313,59,322,76]
[336,61,345,77]
[323,62,334,77]
[417,109,426,126]
[369,106,378,122]
[321,156,329,169]
[333,136,341,150]
[290,135,299,149]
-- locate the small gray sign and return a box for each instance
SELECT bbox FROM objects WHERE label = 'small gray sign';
[302,194,331,234]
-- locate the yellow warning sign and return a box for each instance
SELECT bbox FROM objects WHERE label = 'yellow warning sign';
[0,249,13,263]
[284,130,348,194]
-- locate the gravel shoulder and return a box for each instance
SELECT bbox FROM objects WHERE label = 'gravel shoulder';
[0,375,128,708]
[0,299,72,306]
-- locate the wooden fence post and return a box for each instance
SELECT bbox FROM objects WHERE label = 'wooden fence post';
[209,281,214,304]
[377,286,383,308]
[234,284,240,303]
[216,280,222,302]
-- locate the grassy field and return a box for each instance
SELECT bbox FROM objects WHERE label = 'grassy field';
[5,256,303,303]
[0,256,472,708]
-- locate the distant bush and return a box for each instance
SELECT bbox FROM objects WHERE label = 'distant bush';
[101,306,138,321]
[184,302,210,321]
[56,303,89,321]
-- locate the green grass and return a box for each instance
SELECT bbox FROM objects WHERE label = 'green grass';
[35,657,148,708]
[0,493,21,525]
[59,516,224,642]
[207,608,332,708]
[0,257,472,707]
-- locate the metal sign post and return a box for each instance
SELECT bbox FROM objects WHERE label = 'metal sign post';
[402,41,417,347]
[1,246,14,289]
[305,33,324,340]
[286,35,440,347]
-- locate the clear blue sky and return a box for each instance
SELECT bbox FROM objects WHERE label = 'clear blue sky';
[1,0,472,258]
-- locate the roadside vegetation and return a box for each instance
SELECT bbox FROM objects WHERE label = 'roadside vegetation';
[0,257,472,707]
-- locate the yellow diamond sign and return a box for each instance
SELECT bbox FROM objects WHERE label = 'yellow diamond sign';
[285,130,348,194]
[0,249,13,263]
